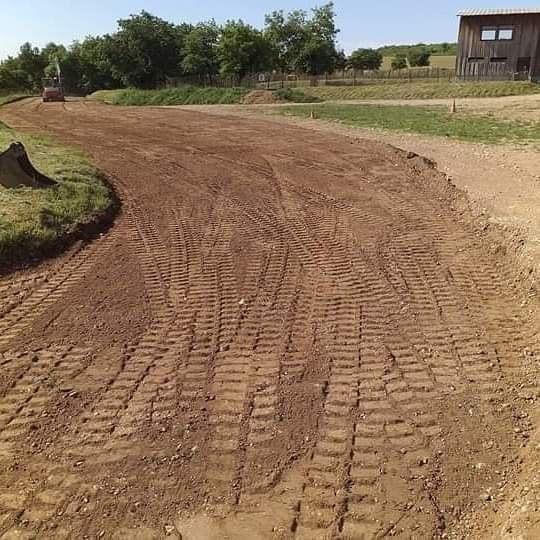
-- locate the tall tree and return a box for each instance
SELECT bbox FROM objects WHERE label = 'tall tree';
[0,57,29,90]
[294,3,339,75]
[218,21,272,80]
[264,9,308,73]
[75,36,120,93]
[182,22,220,82]
[108,11,186,87]
[264,2,339,75]
[17,42,47,90]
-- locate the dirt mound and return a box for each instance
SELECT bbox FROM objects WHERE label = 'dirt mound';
[242,89,280,104]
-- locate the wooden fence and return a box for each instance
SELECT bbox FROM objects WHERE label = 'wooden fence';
[165,66,530,89]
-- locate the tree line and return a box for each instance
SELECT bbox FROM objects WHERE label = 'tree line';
[0,4,435,94]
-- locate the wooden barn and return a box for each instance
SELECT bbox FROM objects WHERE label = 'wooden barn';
[456,8,540,80]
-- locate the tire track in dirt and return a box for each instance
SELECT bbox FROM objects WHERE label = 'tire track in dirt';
[0,100,538,539]
[0,232,118,352]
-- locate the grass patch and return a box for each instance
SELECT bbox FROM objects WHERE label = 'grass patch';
[0,93,32,106]
[91,86,250,106]
[0,122,114,268]
[274,87,322,103]
[278,104,540,144]
[301,81,540,101]
[381,55,456,70]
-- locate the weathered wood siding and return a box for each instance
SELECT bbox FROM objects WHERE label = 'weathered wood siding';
[456,14,540,79]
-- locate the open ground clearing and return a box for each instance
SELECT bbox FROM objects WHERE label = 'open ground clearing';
[0,98,538,539]
[0,120,113,270]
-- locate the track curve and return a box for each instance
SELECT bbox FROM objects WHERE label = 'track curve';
[0,98,538,539]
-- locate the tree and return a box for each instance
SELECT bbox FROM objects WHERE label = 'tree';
[107,11,186,87]
[264,2,339,75]
[40,43,83,93]
[264,9,308,74]
[348,48,382,71]
[407,47,430,67]
[182,22,220,82]
[75,36,120,93]
[334,49,347,72]
[294,38,336,75]
[391,54,407,70]
[0,6,345,93]
[17,42,47,90]
[217,20,272,80]
[0,57,29,90]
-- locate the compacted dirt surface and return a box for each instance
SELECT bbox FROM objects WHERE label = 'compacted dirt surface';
[0,98,539,539]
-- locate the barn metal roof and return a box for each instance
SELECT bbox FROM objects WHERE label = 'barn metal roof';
[458,8,540,16]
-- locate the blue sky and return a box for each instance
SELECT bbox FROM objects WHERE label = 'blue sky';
[0,0,534,59]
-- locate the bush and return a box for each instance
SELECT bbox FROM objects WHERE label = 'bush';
[348,49,383,71]
[407,47,431,67]
[274,88,321,103]
[391,54,408,70]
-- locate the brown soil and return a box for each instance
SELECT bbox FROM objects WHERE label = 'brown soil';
[0,98,538,540]
[242,90,280,105]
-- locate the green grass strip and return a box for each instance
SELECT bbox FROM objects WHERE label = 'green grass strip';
[92,86,250,106]
[279,104,540,144]
[0,122,114,267]
[302,81,540,101]
[0,94,32,106]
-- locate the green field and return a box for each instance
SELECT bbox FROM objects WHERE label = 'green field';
[301,81,540,101]
[277,104,540,144]
[0,121,114,268]
[381,55,456,70]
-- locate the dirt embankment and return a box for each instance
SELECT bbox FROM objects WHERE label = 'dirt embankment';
[0,98,537,539]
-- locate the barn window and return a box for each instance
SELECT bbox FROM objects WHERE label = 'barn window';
[468,57,485,62]
[490,57,508,63]
[498,28,514,40]
[481,26,514,41]
[481,27,497,40]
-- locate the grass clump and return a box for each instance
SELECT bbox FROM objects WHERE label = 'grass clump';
[0,122,113,267]
[92,86,250,106]
[0,93,32,106]
[274,87,322,103]
[301,81,540,101]
[278,104,540,144]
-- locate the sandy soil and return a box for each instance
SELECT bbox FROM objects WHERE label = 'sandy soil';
[202,93,540,122]
[0,98,538,539]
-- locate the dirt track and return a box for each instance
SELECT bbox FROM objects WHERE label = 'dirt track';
[0,98,538,539]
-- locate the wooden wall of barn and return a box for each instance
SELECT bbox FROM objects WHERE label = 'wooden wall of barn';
[456,14,540,79]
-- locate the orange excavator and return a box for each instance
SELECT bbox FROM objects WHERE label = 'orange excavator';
[42,58,65,102]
